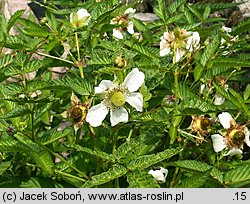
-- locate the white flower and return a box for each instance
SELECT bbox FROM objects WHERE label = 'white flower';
[160,31,174,57]
[110,8,136,39]
[222,26,232,33]
[70,8,91,28]
[213,83,228,106]
[86,68,145,127]
[186,31,200,52]
[160,29,200,63]
[211,112,250,156]
[218,112,234,129]
[148,167,168,182]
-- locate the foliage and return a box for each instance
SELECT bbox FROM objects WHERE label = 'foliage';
[0,0,249,188]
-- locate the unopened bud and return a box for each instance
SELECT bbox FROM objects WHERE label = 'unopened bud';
[132,32,144,43]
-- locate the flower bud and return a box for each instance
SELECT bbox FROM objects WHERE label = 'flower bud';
[114,56,127,68]
[132,32,144,43]
[70,9,91,28]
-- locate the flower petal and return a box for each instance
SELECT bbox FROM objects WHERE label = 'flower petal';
[126,92,143,112]
[159,167,168,177]
[113,28,124,39]
[224,148,242,156]
[127,21,134,34]
[148,169,166,182]
[123,68,145,92]
[71,92,80,106]
[160,39,171,57]
[86,102,109,127]
[77,8,91,19]
[124,8,136,16]
[244,127,250,147]
[211,134,226,152]
[110,107,128,126]
[218,112,233,129]
[95,80,115,94]
[174,48,185,63]
[214,93,225,106]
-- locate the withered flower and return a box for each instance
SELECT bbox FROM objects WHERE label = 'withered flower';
[62,92,90,132]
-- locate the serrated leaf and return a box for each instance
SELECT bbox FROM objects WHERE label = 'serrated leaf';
[0,139,28,152]
[0,161,11,175]
[243,84,250,101]
[169,0,186,14]
[114,138,139,160]
[33,151,55,176]
[224,165,250,187]
[38,127,72,145]
[124,41,159,60]
[20,177,62,188]
[45,75,92,95]
[17,18,51,38]
[0,107,31,120]
[127,170,160,188]
[0,54,12,68]
[200,36,220,67]
[213,83,249,117]
[127,148,182,171]
[209,58,250,68]
[168,160,223,183]
[175,170,210,188]
[66,144,115,162]
[7,10,25,32]
[82,164,127,187]
[231,17,250,35]
[14,133,43,153]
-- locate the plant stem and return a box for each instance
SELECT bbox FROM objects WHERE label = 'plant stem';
[75,32,80,61]
[40,144,89,179]
[55,170,86,182]
[36,52,74,64]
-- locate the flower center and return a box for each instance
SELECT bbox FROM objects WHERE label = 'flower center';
[71,107,83,122]
[228,129,245,147]
[110,91,126,107]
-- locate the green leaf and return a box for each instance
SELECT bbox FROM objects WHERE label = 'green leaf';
[224,165,250,187]
[17,18,51,38]
[0,138,29,152]
[155,0,168,22]
[169,0,186,14]
[124,41,159,60]
[203,6,211,20]
[66,144,115,162]
[200,35,220,67]
[175,171,210,188]
[82,164,127,187]
[127,148,182,171]
[0,162,11,175]
[45,75,92,96]
[179,83,216,112]
[114,138,140,161]
[209,58,250,68]
[7,10,25,32]
[0,54,12,68]
[127,170,160,188]
[0,108,31,120]
[231,17,250,35]
[20,177,62,188]
[243,84,250,101]
[168,160,223,183]
[38,127,72,145]
[213,83,249,117]
[14,133,43,153]
[187,4,203,21]
[33,151,55,176]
